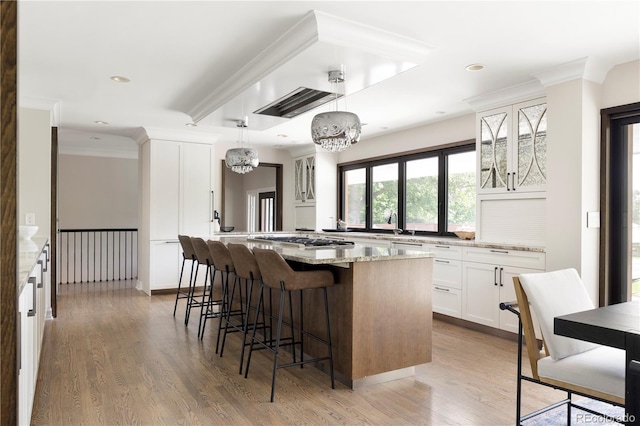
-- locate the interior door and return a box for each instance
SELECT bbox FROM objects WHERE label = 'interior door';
[258,191,276,232]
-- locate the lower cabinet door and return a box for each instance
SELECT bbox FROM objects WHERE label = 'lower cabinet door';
[462,261,500,328]
[149,241,181,291]
[432,285,461,318]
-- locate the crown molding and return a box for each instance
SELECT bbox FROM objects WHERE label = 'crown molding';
[187,10,435,123]
[532,57,612,87]
[464,80,546,112]
[135,127,219,145]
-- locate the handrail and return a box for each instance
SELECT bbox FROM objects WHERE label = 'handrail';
[58,228,138,284]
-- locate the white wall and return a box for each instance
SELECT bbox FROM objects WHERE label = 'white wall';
[338,113,476,163]
[18,108,51,237]
[58,154,138,229]
[601,60,640,108]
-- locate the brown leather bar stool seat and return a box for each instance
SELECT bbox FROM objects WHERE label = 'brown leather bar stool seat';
[245,248,335,402]
[174,235,197,324]
[190,237,224,337]
[225,243,271,374]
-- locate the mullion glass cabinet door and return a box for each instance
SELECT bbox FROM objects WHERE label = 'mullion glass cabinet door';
[516,102,547,190]
[305,155,315,202]
[294,158,304,202]
[479,111,509,191]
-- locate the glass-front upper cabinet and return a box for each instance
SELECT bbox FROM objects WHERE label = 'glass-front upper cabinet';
[294,154,315,204]
[477,98,547,194]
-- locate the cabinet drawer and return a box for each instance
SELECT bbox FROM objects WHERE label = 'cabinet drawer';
[433,285,461,318]
[433,258,462,289]
[462,246,545,269]
[425,243,463,260]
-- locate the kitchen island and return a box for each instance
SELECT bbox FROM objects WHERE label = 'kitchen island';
[213,235,434,389]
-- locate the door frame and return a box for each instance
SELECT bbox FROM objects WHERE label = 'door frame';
[221,161,282,231]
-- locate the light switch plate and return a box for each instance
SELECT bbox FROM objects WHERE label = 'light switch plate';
[25,213,35,225]
[587,211,600,228]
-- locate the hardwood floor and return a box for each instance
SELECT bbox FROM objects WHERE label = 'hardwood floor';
[31,280,562,425]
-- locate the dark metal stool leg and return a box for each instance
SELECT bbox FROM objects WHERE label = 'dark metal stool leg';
[185,263,200,325]
[271,284,286,403]
[173,257,186,316]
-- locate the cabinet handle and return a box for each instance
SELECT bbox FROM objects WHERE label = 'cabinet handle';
[434,259,450,264]
[165,241,180,244]
[512,172,516,191]
[210,191,215,222]
[434,286,450,292]
[27,276,36,317]
[494,267,498,286]
[499,267,504,286]
[37,260,44,288]
[507,172,511,191]
[490,249,509,254]
[434,245,450,249]
[393,241,421,247]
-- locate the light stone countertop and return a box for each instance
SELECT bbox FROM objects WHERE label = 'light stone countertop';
[211,235,434,267]
[208,230,545,253]
[19,236,49,294]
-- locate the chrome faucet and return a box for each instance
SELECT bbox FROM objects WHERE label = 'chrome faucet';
[387,212,402,235]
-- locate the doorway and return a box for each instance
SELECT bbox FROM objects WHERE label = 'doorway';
[600,102,640,304]
[221,162,283,232]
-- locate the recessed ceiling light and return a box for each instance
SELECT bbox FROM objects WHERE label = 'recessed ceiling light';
[466,64,484,71]
[277,134,288,138]
[435,111,446,115]
[90,136,101,140]
[186,122,197,127]
[110,75,130,83]
[94,120,109,125]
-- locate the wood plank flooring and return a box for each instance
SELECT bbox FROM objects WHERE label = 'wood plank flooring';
[31,280,563,425]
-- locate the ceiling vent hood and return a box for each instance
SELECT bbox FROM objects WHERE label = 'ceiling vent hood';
[254,87,342,119]
[187,10,436,131]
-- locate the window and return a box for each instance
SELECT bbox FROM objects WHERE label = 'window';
[339,142,476,236]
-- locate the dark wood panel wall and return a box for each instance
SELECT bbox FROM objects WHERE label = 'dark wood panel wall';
[0,1,18,424]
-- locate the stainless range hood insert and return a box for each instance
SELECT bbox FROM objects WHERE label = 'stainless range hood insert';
[253,86,342,119]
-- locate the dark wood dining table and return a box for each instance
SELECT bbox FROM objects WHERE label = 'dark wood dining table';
[555,300,640,425]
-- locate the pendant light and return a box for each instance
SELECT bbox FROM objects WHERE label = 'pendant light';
[225,117,259,174]
[310,69,361,152]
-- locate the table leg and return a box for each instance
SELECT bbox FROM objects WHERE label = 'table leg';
[626,333,640,425]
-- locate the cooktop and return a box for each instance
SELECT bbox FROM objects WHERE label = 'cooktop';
[250,236,355,249]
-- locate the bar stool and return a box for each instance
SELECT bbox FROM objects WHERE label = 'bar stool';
[190,237,222,336]
[245,248,335,402]
[225,243,271,374]
[199,241,239,354]
[174,235,197,324]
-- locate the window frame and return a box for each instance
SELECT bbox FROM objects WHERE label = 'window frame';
[338,139,475,236]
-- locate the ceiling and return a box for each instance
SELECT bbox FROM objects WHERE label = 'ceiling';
[17,1,640,157]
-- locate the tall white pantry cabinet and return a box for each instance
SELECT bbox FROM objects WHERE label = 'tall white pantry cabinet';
[138,136,215,294]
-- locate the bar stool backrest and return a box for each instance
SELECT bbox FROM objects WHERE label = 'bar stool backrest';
[253,248,333,291]
[178,235,196,260]
[191,237,212,265]
[207,240,235,272]
[228,243,261,280]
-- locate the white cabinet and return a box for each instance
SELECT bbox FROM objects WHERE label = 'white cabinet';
[294,154,315,204]
[462,247,545,334]
[18,245,50,426]
[149,241,182,291]
[149,141,214,239]
[140,138,215,293]
[292,150,337,231]
[424,244,463,318]
[477,98,547,194]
